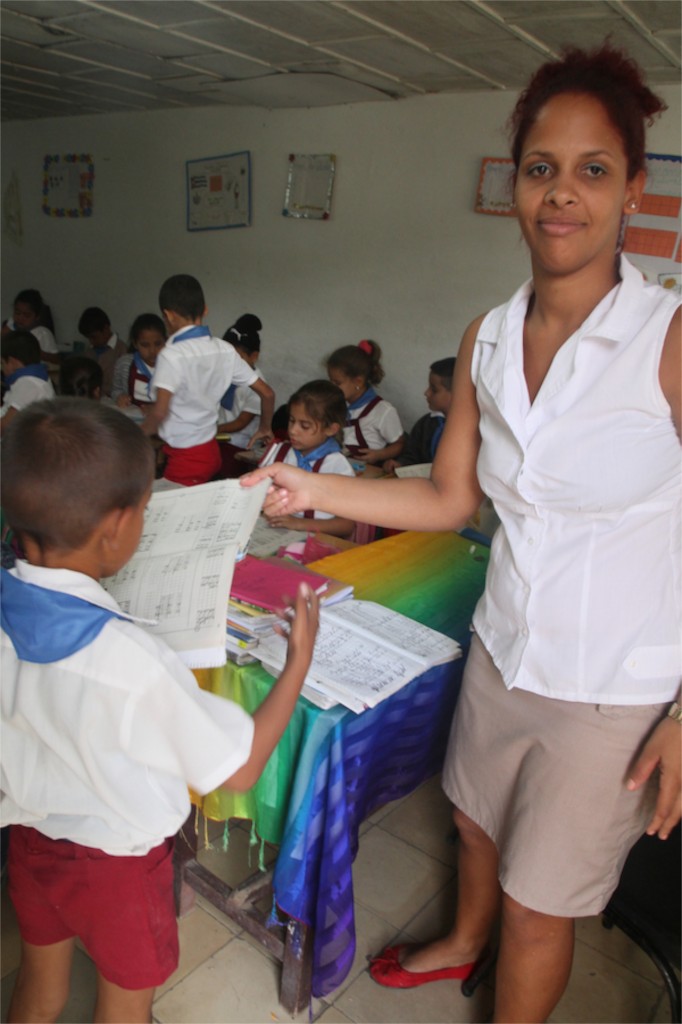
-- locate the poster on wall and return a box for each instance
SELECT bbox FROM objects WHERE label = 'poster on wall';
[282,154,335,219]
[623,153,681,292]
[474,157,515,217]
[186,151,251,231]
[42,153,94,217]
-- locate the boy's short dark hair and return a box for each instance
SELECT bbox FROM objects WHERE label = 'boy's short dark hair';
[1,398,154,552]
[430,357,456,389]
[1,330,42,367]
[158,275,205,321]
[289,380,347,432]
[78,307,111,337]
[59,356,103,398]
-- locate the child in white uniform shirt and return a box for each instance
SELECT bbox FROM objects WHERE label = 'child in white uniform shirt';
[326,340,404,465]
[259,380,355,537]
[0,398,319,1023]
[143,276,274,487]
[2,288,60,367]
[218,314,267,477]
[0,331,55,435]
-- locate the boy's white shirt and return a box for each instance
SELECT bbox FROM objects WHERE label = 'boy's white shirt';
[1,560,254,855]
[151,327,258,447]
[0,375,55,416]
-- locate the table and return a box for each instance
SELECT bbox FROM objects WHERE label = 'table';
[176,530,489,1009]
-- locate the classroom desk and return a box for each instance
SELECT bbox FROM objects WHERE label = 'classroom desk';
[178,530,489,1010]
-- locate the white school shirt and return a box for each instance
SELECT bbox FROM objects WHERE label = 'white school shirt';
[218,371,265,447]
[6,321,59,355]
[1,561,255,855]
[259,442,354,520]
[472,256,681,705]
[342,396,403,451]
[0,374,55,416]
[151,327,258,448]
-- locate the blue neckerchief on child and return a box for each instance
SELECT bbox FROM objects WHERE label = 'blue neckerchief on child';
[4,364,50,387]
[347,386,377,413]
[220,383,237,410]
[430,415,445,459]
[172,325,211,344]
[0,569,124,664]
[293,437,341,472]
[132,351,153,399]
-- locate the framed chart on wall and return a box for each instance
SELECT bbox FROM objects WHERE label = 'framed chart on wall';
[186,151,251,231]
[474,157,515,217]
[623,153,681,291]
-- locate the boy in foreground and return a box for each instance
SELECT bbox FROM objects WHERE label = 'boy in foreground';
[0,398,318,1023]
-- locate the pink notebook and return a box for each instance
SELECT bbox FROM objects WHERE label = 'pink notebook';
[229,555,330,613]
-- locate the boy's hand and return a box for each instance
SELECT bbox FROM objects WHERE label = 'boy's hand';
[383,459,400,475]
[248,427,274,449]
[116,394,132,408]
[279,584,319,674]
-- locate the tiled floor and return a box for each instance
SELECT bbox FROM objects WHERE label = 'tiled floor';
[1,775,676,1023]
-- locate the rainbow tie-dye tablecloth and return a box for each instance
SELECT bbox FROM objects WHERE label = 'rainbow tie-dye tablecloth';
[193,529,489,998]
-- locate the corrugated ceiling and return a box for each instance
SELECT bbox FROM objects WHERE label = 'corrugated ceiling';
[1,0,680,121]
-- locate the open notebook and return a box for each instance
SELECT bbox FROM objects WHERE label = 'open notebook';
[101,478,269,668]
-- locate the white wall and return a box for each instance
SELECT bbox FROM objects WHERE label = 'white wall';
[2,86,680,426]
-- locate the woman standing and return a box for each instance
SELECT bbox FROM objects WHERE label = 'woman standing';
[245,45,680,1022]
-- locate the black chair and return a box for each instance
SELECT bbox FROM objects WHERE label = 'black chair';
[602,824,681,1023]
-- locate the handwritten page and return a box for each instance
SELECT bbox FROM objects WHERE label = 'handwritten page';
[395,463,431,479]
[256,599,461,712]
[102,478,269,667]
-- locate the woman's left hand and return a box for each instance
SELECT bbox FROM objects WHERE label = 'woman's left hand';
[627,716,681,839]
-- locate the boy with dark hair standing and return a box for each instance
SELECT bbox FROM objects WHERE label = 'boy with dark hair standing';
[0,330,55,435]
[143,275,274,486]
[1,398,318,1023]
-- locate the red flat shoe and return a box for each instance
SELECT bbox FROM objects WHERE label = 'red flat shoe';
[369,943,479,988]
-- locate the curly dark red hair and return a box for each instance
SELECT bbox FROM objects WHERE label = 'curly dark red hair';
[509,44,666,179]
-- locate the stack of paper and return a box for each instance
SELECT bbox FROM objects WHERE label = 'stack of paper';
[101,478,269,668]
[256,599,461,713]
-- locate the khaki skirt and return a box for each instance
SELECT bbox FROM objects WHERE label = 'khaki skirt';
[442,634,666,917]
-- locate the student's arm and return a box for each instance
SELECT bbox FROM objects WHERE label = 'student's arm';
[242,318,485,532]
[247,378,275,447]
[0,406,17,435]
[266,512,355,538]
[355,435,405,465]
[221,585,319,792]
[141,387,172,436]
[40,350,60,366]
[218,411,255,435]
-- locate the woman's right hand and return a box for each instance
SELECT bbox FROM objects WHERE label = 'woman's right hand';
[241,464,315,518]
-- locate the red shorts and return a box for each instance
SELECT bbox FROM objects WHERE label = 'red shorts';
[8,826,179,990]
[163,438,221,486]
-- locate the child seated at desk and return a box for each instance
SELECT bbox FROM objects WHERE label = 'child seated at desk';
[384,357,455,474]
[259,379,355,538]
[1,330,55,435]
[0,398,319,1024]
[218,314,267,477]
[2,289,60,367]
[142,275,274,487]
[326,340,404,466]
[78,307,127,398]
[59,355,103,399]
[112,313,166,409]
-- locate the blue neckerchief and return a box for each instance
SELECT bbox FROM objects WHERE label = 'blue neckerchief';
[0,569,124,664]
[293,437,341,472]
[4,364,50,387]
[220,383,237,410]
[132,352,152,380]
[132,352,153,399]
[347,386,377,413]
[430,416,445,459]
[172,325,211,344]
